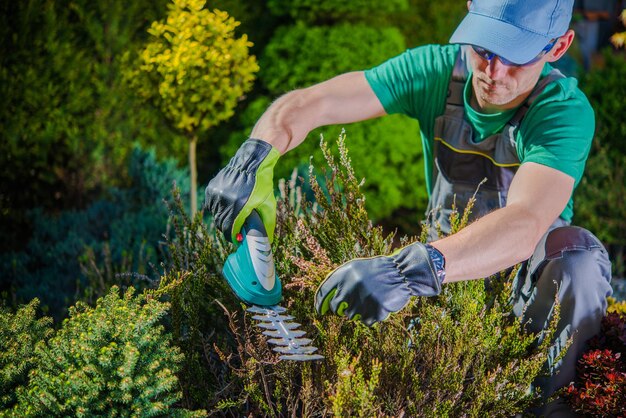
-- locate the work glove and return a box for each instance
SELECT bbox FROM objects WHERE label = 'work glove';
[205,138,280,244]
[315,243,446,326]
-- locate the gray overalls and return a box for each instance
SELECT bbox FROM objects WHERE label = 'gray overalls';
[428,47,613,417]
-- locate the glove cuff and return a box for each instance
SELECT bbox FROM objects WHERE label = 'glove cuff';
[392,243,443,297]
[229,138,279,172]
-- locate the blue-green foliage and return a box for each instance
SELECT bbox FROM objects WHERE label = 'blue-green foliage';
[224,23,427,220]
[0,148,189,320]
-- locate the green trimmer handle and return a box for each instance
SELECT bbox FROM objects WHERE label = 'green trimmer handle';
[222,210,282,306]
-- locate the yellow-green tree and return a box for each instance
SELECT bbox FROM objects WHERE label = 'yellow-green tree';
[127,0,259,215]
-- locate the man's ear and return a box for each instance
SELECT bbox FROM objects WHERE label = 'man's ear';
[547,29,575,62]
[467,1,472,11]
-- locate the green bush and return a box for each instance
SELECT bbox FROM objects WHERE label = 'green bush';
[575,51,626,275]
[396,0,467,48]
[10,287,205,417]
[154,187,238,408]
[169,133,562,415]
[0,300,53,411]
[267,0,409,23]
[0,0,185,252]
[224,23,427,220]
[259,23,405,94]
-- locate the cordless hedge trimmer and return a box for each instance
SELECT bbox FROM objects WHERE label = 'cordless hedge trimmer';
[222,210,324,361]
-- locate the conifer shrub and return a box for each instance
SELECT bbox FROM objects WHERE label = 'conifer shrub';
[11,286,205,417]
[0,300,53,412]
[172,132,563,415]
[0,147,189,320]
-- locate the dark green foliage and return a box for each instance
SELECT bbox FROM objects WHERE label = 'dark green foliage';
[0,148,189,320]
[267,0,409,24]
[259,23,405,94]
[11,286,205,417]
[0,0,185,252]
[575,51,626,275]
[225,22,427,220]
[153,187,238,409]
[396,0,468,48]
[0,300,53,411]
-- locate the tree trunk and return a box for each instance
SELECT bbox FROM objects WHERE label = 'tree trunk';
[189,135,198,217]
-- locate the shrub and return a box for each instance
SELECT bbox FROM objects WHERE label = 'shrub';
[576,51,626,276]
[154,187,238,409]
[259,23,405,95]
[0,0,184,252]
[396,0,468,48]
[224,22,427,221]
[0,300,53,412]
[0,147,189,320]
[564,312,626,416]
[11,286,206,417]
[125,0,259,214]
[172,132,563,415]
[267,0,409,23]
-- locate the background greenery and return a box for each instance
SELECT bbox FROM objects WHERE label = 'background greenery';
[0,0,625,415]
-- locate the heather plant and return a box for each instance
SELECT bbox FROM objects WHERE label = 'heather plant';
[10,286,205,417]
[0,300,53,412]
[190,131,563,416]
[154,187,238,409]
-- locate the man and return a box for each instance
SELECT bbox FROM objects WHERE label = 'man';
[206,0,613,415]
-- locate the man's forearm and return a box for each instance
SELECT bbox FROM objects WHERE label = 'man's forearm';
[430,162,574,283]
[431,203,545,283]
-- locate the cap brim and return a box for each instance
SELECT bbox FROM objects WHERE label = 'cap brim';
[450,12,553,65]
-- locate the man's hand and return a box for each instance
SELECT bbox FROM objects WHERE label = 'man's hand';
[315,243,445,326]
[205,138,280,244]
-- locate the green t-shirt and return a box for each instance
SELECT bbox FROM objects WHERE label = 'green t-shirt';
[364,44,594,222]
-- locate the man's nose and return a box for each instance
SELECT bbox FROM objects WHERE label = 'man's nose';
[485,56,508,80]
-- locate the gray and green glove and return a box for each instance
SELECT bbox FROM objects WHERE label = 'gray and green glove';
[314,243,446,326]
[205,138,280,244]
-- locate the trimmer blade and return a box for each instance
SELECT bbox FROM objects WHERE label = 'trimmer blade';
[247,305,324,362]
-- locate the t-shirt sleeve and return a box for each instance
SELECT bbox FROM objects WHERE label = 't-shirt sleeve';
[519,80,594,187]
[363,44,458,121]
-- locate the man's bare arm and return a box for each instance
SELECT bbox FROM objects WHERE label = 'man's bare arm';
[250,71,387,154]
[431,162,575,282]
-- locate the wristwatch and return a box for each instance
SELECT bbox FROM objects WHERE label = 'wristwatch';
[425,244,446,285]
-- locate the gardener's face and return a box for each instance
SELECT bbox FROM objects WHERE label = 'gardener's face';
[468,48,546,113]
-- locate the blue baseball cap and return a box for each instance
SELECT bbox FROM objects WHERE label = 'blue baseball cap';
[450,0,574,65]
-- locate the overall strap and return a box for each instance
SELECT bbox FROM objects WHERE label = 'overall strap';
[447,46,471,107]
